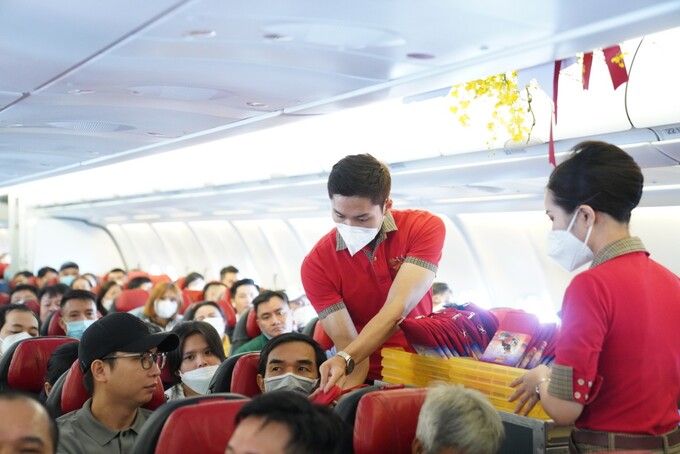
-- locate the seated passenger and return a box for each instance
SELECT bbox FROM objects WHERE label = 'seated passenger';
[70,276,93,292]
[40,342,80,402]
[126,276,153,292]
[57,313,178,454]
[183,301,230,355]
[0,304,39,356]
[139,283,183,332]
[38,284,70,324]
[220,266,239,290]
[234,291,294,355]
[166,321,226,400]
[227,390,353,454]
[10,270,34,287]
[203,281,228,303]
[0,391,58,454]
[58,262,79,287]
[412,384,504,454]
[9,283,39,304]
[95,281,122,316]
[257,332,325,395]
[230,279,259,320]
[106,268,127,286]
[182,272,205,291]
[36,266,58,288]
[58,290,98,340]
[286,287,317,333]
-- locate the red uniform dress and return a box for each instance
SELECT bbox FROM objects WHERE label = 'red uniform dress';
[301,210,445,380]
[549,237,680,434]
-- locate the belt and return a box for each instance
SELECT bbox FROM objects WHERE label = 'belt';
[572,428,680,451]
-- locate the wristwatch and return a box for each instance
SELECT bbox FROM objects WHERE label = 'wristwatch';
[336,351,355,375]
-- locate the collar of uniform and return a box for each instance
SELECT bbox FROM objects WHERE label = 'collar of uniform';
[79,398,148,445]
[335,211,398,252]
[590,236,647,268]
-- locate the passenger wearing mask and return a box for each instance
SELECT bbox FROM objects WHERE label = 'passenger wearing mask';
[58,290,99,340]
[140,283,183,332]
[38,284,70,324]
[95,281,122,316]
[234,291,294,355]
[183,301,230,355]
[257,332,325,395]
[58,262,79,286]
[230,279,259,319]
[57,313,179,454]
[182,272,205,291]
[70,276,93,292]
[9,284,39,304]
[166,321,226,400]
[0,304,39,357]
[510,142,680,452]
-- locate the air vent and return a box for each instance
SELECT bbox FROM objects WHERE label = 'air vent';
[129,85,232,101]
[47,121,134,132]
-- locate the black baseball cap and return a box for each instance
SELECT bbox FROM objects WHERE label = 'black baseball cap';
[79,312,179,372]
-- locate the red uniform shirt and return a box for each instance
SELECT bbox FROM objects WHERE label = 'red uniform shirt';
[552,238,680,434]
[301,209,445,380]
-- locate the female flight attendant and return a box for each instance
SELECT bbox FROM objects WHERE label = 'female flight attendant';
[510,141,680,453]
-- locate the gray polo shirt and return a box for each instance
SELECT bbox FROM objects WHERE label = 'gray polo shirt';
[57,398,153,454]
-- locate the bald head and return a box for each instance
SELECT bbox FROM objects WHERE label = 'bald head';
[0,392,57,454]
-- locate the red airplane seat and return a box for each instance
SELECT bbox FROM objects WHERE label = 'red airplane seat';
[230,352,261,398]
[175,277,186,290]
[215,298,237,328]
[60,360,165,415]
[0,292,8,306]
[353,387,428,454]
[126,270,150,284]
[313,320,334,350]
[23,299,40,318]
[114,289,150,312]
[245,309,261,339]
[0,336,77,393]
[149,274,172,286]
[180,289,203,314]
[48,311,67,336]
[130,394,249,454]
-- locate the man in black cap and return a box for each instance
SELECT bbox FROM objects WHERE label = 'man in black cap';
[56,313,178,454]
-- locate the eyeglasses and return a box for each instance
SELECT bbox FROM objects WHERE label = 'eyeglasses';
[102,351,166,370]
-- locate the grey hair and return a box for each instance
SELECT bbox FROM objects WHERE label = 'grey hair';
[416,384,504,454]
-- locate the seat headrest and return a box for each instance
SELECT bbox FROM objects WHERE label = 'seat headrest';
[216,300,237,328]
[230,352,261,398]
[353,388,427,454]
[48,310,66,336]
[61,359,166,414]
[154,399,249,453]
[245,309,260,339]
[3,337,77,393]
[114,289,150,312]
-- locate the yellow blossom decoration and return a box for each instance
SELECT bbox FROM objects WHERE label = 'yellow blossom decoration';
[449,71,534,147]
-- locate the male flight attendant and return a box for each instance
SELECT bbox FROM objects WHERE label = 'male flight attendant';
[301,154,445,390]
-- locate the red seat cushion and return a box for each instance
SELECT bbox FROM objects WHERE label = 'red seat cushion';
[353,388,427,454]
[61,360,166,414]
[230,352,261,398]
[114,289,150,312]
[154,399,248,454]
[48,311,66,336]
[7,337,78,392]
[245,309,261,339]
[215,299,237,328]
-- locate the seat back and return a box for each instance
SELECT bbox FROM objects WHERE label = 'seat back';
[131,394,249,454]
[0,336,77,393]
[48,310,66,336]
[215,298,237,328]
[353,387,427,454]
[114,289,150,312]
[245,309,260,338]
[208,352,249,394]
[23,299,40,318]
[230,308,255,354]
[229,352,261,398]
[59,360,166,416]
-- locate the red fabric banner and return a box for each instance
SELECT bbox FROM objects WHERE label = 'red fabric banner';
[582,52,593,90]
[603,45,628,90]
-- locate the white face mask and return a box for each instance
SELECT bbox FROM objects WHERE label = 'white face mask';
[180,364,219,395]
[0,331,33,355]
[263,372,318,395]
[154,299,178,319]
[335,223,380,256]
[102,298,115,311]
[547,211,594,272]
[202,316,225,338]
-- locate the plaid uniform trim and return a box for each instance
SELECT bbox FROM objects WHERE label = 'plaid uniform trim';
[317,302,347,320]
[590,236,646,268]
[404,256,438,273]
[549,364,575,401]
[336,211,398,252]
